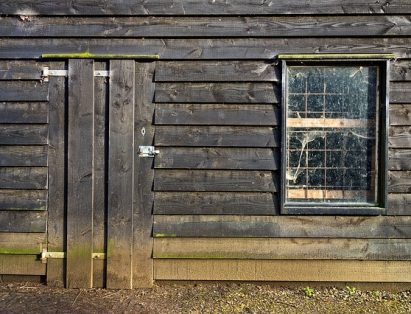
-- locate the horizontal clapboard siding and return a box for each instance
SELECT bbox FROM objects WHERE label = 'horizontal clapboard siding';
[0,146,47,167]
[154,192,279,215]
[1,1,411,15]
[0,125,48,145]
[0,103,48,124]
[0,61,43,80]
[0,167,48,190]
[153,215,411,238]
[2,38,411,60]
[0,233,46,254]
[0,211,47,233]
[0,190,47,211]
[153,238,411,260]
[0,81,48,101]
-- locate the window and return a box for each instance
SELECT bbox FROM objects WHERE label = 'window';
[279,54,392,215]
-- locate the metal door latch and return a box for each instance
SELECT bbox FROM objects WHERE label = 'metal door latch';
[138,146,159,157]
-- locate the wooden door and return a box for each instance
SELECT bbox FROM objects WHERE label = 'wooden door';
[46,59,155,289]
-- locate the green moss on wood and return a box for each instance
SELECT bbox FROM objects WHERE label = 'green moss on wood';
[153,233,177,238]
[42,52,160,59]
[0,248,40,254]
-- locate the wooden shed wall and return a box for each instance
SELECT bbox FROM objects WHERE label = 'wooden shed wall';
[0,1,410,285]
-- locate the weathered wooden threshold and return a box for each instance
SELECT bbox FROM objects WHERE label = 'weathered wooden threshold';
[154,260,411,282]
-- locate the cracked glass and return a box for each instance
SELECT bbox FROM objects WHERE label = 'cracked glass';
[285,66,379,205]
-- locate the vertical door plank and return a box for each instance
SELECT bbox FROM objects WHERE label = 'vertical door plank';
[93,62,108,287]
[47,65,66,287]
[66,59,94,288]
[133,62,155,288]
[107,60,135,289]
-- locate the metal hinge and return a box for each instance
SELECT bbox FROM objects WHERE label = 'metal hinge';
[40,249,106,263]
[41,67,111,82]
[138,146,159,158]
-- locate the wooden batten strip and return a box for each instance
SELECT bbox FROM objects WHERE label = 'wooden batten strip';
[154,260,411,282]
[153,238,411,260]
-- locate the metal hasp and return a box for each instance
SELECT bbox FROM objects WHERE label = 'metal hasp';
[138,146,159,158]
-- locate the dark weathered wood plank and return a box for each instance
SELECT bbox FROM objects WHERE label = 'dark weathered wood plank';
[0,125,48,145]
[391,62,411,81]
[155,105,279,126]
[1,38,411,60]
[0,255,46,275]
[155,148,279,170]
[155,83,278,104]
[388,193,411,215]
[0,167,47,190]
[0,60,42,80]
[153,238,411,260]
[390,104,411,126]
[0,233,45,254]
[389,149,411,170]
[46,72,66,287]
[155,126,279,147]
[3,16,411,38]
[0,190,47,211]
[0,146,47,167]
[154,170,277,192]
[388,171,411,193]
[133,62,155,288]
[0,211,47,232]
[107,60,135,289]
[66,59,94,289]
[389,126,411,148]
[154,260,411,282]
[0,102,48,124]
[153,215,411,238]
[156,61,279,82]
[1,1,411,15]
[0,81,48,102]
[154,192,278,215]
[390,82,411,104]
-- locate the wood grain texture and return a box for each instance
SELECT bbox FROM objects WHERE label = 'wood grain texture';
[0,190,47,211]
[66,59,94,289]
[391,62,411,81]
[0,167,47,190]
[0,102,48,123]
[153,238,411,260]
[46,73,66,287]
[0,60,42,80]
[0,125,48,145]
[154,170,278,192]
[388,171,411,193]
[156,61,279,82]
[154,192,278,215]
[388,193,411,215]
[0,233,45,254]
[153,215,411,238]
[0,81,48,101]
[155,148,279,170]
[0,146,47,167]
[154,259,411,282]
[0,211,47,233]
[3,16,411,38]
[155,83,278,104]
[155,104,279,126]
[389,149,411,170]
[0,255,46,276]
[107,60,135,289]
[390,82,411,104]
[389,126,411,148]
[1,1,411,15]
[390,104,411,126]
[155,126,279,147]
[1,38,411,60]
[133,62,155,288]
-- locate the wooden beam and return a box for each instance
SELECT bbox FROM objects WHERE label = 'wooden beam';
[153,215,411,238]
[107,60,135,289]
[154,259,411,282]
[133,62,155,288]
[47,70,66,287]
[153,238,411,260]
[66,59,94,289]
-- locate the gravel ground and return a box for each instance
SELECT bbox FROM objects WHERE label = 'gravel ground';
[0,281,410,313]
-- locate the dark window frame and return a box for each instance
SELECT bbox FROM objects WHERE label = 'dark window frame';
[280,56,390,215]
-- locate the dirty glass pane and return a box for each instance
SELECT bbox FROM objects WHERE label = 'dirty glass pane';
[286,66,379,205]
